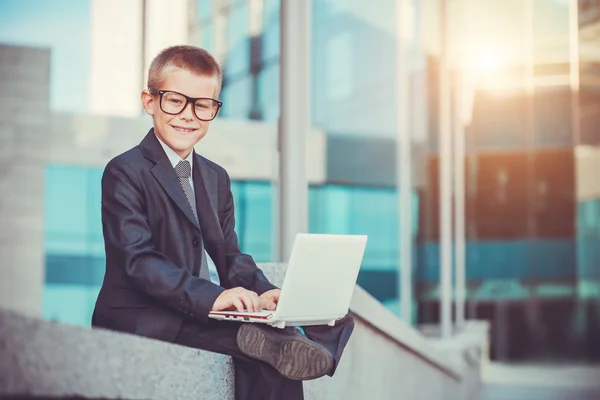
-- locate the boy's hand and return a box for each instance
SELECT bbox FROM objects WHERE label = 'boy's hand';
[259,289,281,311]
[212,287,261,312]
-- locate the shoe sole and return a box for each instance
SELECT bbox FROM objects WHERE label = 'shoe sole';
[237,324,333,381]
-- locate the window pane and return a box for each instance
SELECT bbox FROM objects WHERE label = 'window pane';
[224,1,250,77]
[232,182,273,261]
[262,0,280,61]
[196,0,214,21]
[258,63,279,122]
[221,75,252,119]
[44,165,104,326]
[309,184,420,315]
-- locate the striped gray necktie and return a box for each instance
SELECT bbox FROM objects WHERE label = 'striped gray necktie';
[175,160,211,281]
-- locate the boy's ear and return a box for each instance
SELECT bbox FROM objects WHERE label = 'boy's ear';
[141,90,155,116]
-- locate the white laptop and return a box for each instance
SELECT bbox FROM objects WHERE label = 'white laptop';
[209,233,367,329]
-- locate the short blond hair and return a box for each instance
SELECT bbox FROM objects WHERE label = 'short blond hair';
[147,45,222,96]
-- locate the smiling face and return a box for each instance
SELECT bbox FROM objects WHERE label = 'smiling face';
[141,66,220,159]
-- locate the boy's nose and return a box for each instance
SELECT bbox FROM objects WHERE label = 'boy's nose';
[180,102,195,119]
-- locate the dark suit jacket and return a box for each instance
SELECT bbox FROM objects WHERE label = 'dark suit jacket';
[92,129,277,342]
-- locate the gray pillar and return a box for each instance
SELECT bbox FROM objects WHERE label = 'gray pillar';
[278,0,310,261]
[396,0,413,324]
[0,45,50,318]
[0,160,45,317]
[439,0,453,339]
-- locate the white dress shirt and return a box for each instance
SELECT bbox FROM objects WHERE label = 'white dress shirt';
[155,135,221,285]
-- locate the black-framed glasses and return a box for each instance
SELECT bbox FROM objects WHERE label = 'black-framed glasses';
[149,88,222,121]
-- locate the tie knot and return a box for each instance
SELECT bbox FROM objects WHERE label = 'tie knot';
[175,160,191,178]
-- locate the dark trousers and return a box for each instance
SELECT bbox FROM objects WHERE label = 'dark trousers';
[174,313,355,400]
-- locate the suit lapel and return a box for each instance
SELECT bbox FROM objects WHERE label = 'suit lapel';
[193,153,220,237]
[140,131,227,279]
[140,130,221,242]
[140,130,199,230]
[192,153,227,277]
[151,157,200,230]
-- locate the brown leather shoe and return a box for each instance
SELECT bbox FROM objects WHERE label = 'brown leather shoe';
[236,324,334,381]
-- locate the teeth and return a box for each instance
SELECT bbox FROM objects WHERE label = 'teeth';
[174,127,194,132]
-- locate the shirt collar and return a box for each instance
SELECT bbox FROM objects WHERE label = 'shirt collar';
[155,134,194,171]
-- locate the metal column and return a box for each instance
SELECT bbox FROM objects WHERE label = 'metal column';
[453,69,466,328]
[453,0,468,329]
[439,0,453,339]
[278,0,310,261]
[397,0,413,324]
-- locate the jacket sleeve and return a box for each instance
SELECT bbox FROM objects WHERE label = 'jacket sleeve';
[102,158,225,323]
[219,171,279,295]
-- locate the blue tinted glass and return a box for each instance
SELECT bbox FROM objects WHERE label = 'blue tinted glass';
[309,185,420,270]
[45,165,103,257]
[577,199,600,281]
[258,63,280,122]
[43,284,100,326]
[224,1,250,77]
[44,164,104,326]
[196,0,214,21]
[233,182,273,261]
[221,76,252,119]
[309,185,420,312]
[262,0,280,61]
[201,22,215,53]
[0,0,90,113]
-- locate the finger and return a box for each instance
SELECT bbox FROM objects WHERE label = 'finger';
[259,296,274,311]
[266,300,276,311]
[232,297,244,313]
[240,293,254,313]
[250,292,261,312]
[259,297,269,310]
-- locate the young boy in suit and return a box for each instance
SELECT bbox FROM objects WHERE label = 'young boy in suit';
[92,45,354,400]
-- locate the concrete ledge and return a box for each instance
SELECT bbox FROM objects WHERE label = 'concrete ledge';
[0,263,485,399]
[419,321,491,371]
[0,307,235,399]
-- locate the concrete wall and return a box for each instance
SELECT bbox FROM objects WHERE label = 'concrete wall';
[0,44,51,317]
[0,263,484,399]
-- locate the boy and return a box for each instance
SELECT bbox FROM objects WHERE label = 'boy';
[92,45,354,400]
